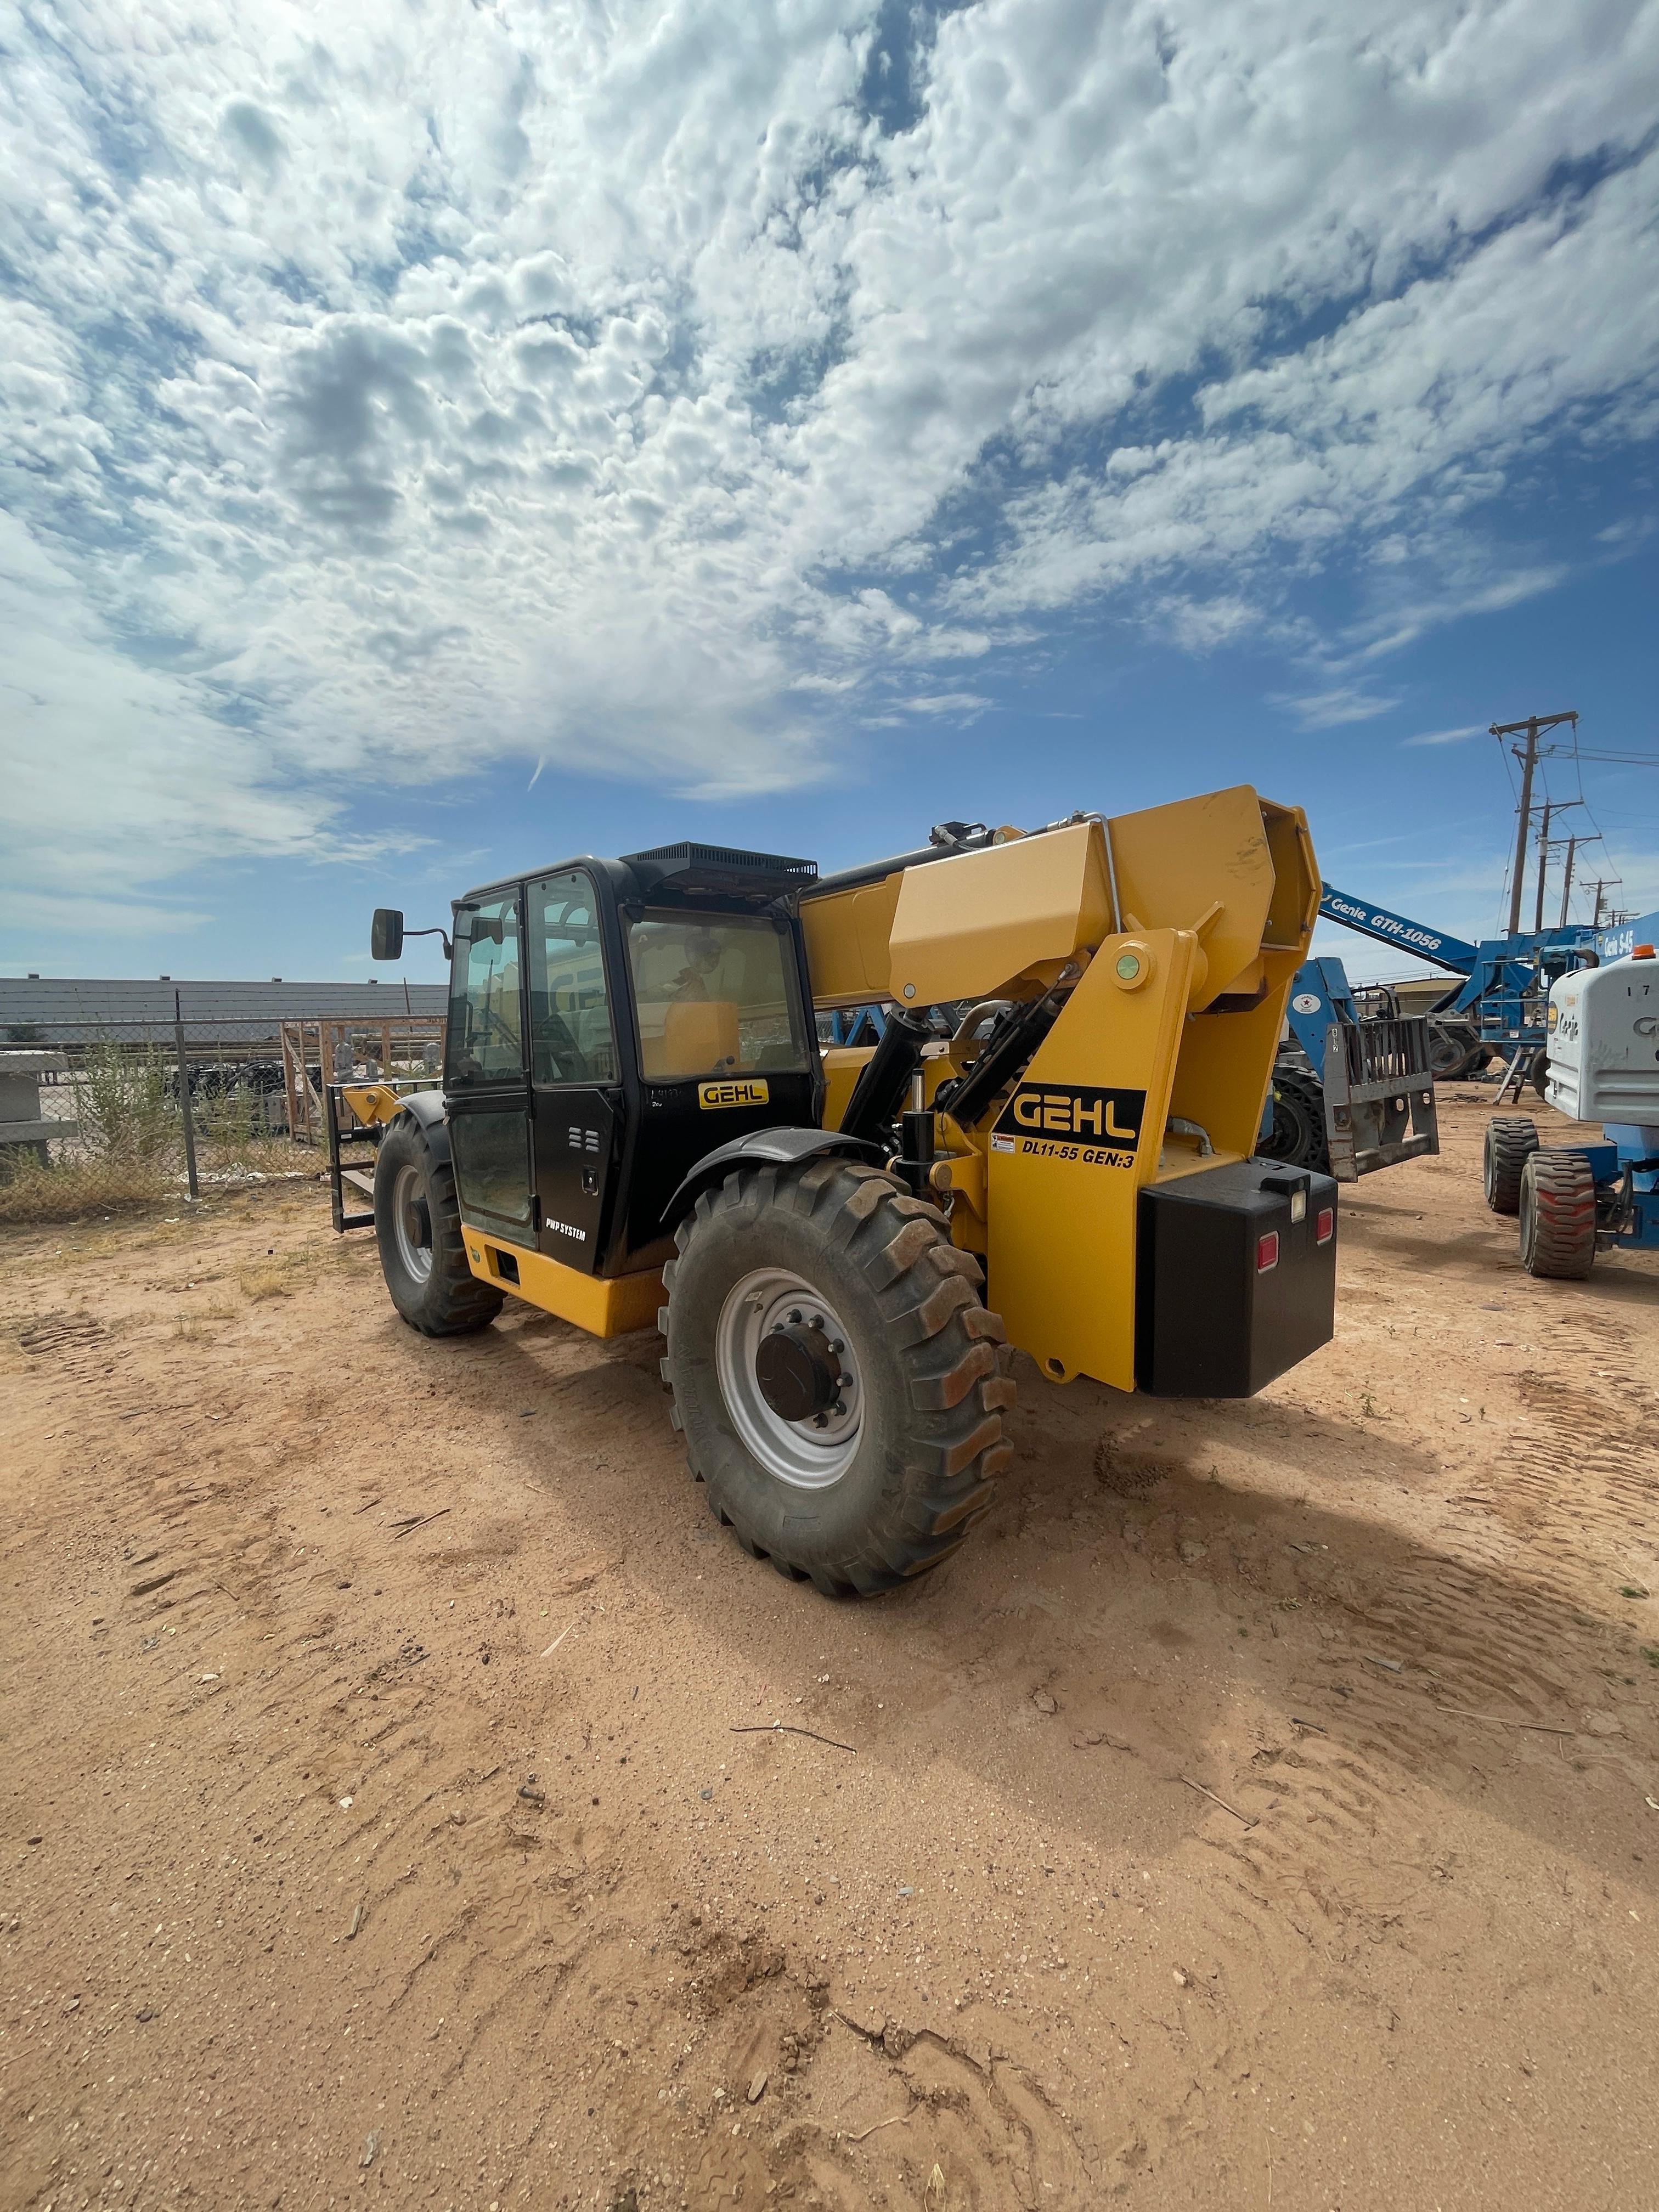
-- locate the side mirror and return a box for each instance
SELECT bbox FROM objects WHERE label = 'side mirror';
[371,907,404,961]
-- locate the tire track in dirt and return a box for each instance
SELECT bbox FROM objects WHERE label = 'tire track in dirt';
[6,1143,1659,2212]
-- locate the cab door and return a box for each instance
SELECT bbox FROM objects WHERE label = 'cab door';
[526,869,623,1275]
[445,890,536,1246]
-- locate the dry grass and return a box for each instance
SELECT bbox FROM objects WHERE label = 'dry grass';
[0,1154,173,1224]
[239,1262,295,1301]
[0,1135,314,1227]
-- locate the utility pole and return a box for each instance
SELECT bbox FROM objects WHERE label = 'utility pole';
[1557,835,1582,928]
[1491,709,1578,935]
[1588,879,1626,929]
[1532,799,1584,933]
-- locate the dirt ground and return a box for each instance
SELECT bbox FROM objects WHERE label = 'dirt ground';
[3,1095,1657,2212]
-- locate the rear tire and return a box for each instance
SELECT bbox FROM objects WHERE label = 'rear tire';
[661,1157,1014,1595]
[1483,1116,1538,1216]
[1519,1152,1597,1279]
[373,1117,504,1336]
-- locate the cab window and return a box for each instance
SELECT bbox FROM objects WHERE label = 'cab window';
[447,894,523,1087]
[625,912,809,1081]
[528,871,617,1085]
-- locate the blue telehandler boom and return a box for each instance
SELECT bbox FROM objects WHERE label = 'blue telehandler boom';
[1316,884,1598,1081]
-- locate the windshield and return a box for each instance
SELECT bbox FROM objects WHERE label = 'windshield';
[625,911,809,1081]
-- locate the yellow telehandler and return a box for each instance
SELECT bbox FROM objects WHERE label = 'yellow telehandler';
[353,786,1333,1594]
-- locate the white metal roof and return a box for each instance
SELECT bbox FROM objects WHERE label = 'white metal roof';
[1,977,448,1043]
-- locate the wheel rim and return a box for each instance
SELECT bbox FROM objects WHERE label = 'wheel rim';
[715,1268,864,1489]
[391,1160,433,1283]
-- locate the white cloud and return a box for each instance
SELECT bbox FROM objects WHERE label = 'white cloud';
[900,691,994,716]
[1278,687,1401,731]
[3,0,1658,910]
[1402,723,1487,748]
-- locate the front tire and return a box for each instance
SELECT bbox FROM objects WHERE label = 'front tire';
[373,1117,504,1336]
[1519,1152,1596,1280]
[661,1157,1014,1595]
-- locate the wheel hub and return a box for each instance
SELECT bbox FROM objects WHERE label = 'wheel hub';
[391,1161,435,1284]
[754,1319,843,1424]
[714,1269,863,1488]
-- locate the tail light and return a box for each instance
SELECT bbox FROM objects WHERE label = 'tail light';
[1316,1207,1335,1244]
[1256,1231,1279,1273]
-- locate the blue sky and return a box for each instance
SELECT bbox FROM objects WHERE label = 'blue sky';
[3,0,1657,988]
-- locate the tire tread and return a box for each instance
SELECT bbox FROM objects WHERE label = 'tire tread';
[1484,1115,1539,1216]
[662,1159,1013,1595]
[1519,1150,1596,1279]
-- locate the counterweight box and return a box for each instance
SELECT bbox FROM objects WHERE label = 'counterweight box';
[1135,1160,1338,1398]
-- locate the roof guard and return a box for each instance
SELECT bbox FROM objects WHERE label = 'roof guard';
[619,843,818,901]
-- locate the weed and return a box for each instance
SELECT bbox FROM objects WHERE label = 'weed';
[239,1263,293,1301]
[75,1037,179,1161]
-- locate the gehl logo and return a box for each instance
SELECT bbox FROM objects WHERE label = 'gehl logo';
[698,1077,770,1110]
[993,1082,1147,1151]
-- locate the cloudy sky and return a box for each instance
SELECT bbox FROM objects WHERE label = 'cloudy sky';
[4,0,1658,982]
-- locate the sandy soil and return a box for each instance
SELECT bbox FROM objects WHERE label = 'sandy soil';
[3,1094,1657,2212]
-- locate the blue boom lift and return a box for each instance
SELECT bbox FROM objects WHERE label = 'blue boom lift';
[1483,929,1659,1276]
[1257,877,1602,1180]
[1316,884,1599,1085]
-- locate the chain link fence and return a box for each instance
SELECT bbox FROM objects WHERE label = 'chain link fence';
[0,1012,444,1226]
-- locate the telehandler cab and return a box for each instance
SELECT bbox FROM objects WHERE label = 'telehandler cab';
[354,786,1337,1594]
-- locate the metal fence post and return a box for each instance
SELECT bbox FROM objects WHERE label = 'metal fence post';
[174,990,200,1202]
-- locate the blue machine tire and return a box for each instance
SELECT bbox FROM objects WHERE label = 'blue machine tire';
[1260,1069,1330,1175]
[1429,1020,1486,1081]
[1483,1116,1538,1216]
